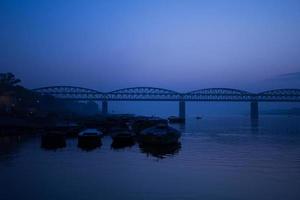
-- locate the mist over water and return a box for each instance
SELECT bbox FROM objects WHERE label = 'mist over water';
[108,101,300,117]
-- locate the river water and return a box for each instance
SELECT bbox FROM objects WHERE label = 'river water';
[0,115,300,200]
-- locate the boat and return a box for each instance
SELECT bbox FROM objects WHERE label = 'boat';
[196,116,202,120]
[111,135,135,149]
[41,131,66,149]
[132,117,168,134]
[78,128,103,150]
[168,116,185,123]
[139,124,181,145]
[111,130,135,143]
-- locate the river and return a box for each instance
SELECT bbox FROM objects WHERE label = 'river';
[0,115,300,200]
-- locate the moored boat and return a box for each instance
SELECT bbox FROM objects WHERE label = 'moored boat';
[132,117,168,134]
[78,128,103,150]
[109,124,136,149]
[111,137,135,150]
[139,124,181,145]
[111,130,135,143]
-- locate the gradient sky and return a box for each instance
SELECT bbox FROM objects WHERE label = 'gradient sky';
[1,0,300,92]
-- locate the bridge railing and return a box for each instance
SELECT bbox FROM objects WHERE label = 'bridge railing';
[32,86,300,102]
[105,87,181,101]
[183,88,256,101]
[257,89,300,102]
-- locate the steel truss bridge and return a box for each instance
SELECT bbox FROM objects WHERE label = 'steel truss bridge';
[33,86,300,119]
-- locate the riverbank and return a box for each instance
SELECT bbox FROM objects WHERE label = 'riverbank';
[0,114,168,137]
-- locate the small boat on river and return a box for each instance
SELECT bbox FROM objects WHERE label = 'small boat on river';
[139,124,181,145]
[111,130,135,143]
[78,128,103,149]
[132,117,168,134]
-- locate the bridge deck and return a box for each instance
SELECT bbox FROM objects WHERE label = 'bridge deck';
[32,86,300,102]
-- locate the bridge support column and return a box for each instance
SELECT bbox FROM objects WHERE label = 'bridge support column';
[102,100,108,115]
[179,100,186,121]
[250,101,258,120]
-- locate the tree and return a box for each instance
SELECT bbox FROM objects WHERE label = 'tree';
[0,73,21,87]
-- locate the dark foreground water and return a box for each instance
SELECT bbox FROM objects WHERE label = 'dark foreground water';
[1,116,300,200]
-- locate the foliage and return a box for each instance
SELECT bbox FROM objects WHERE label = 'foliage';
[0,72,99,116]
[0,73,21,87]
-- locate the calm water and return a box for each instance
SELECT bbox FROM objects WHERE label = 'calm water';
[1,116,300,200]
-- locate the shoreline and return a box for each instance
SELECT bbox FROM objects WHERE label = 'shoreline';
[0,114,168,137]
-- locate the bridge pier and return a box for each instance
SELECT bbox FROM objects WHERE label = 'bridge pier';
[179,100,186,121]
[250,101,258,119]
[102,100,108,115]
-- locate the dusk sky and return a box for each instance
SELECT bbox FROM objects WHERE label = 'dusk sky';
[1,0,300,92]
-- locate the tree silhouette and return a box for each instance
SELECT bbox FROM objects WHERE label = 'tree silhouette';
[0,73,21,87]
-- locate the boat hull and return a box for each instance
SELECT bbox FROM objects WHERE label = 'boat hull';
[77,129,103,150]
[139,125,181,145]
[78,136,102,150]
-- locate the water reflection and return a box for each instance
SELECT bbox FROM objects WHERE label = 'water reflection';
[1,116,300,200]
[0,136,23,160]
[78,140,102,151]
[139,142,181,159]
[251,118,259,133]
[111,140,135,150]
[41,134,66,150]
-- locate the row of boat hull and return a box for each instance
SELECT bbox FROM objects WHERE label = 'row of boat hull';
[41,122,181,151]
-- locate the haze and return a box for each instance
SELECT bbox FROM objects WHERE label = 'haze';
[1,0,300,92]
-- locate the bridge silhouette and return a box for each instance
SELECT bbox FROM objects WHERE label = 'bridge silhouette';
[33,86,300,120]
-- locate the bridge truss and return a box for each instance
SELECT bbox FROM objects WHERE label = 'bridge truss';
[33,86,300,102]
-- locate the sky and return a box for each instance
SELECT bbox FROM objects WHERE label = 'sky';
[1,0,300,92]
